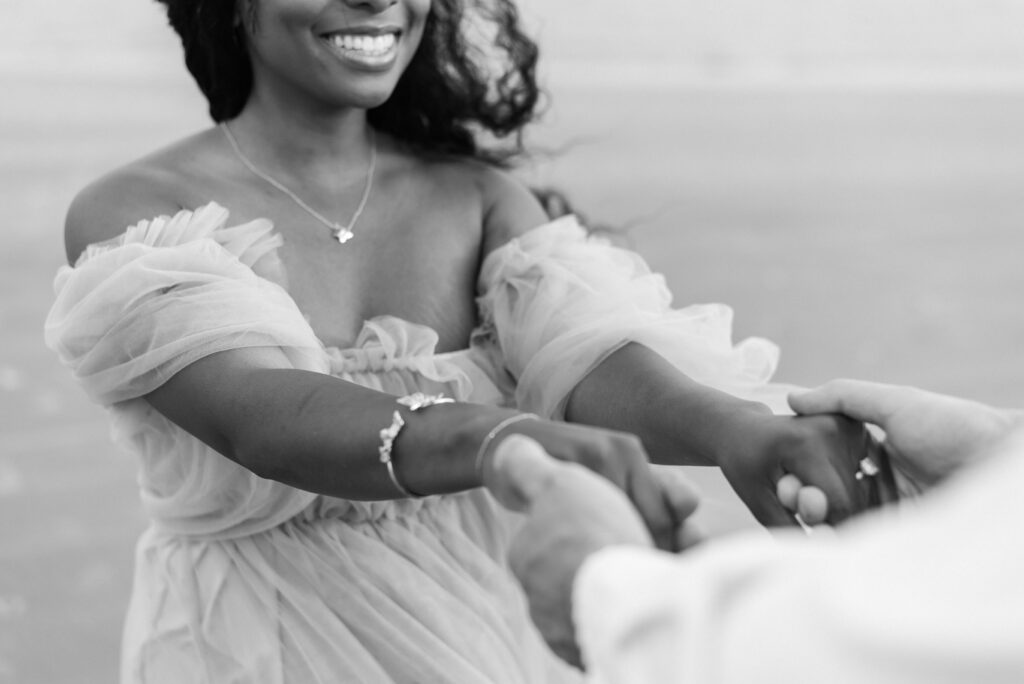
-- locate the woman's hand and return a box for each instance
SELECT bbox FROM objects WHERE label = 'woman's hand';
[484,434,702,668]
[478,417,688,551]
[559,343,891,530]
[715,411,880,527]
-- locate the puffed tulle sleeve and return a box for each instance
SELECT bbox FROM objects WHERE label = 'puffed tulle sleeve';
[44,203,327,538]
[476,216,784,419]
[45,203,326,405]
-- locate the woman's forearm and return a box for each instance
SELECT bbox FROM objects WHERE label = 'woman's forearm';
[564,342,771,467]
[233,369,515,499]
[146,353,514,500]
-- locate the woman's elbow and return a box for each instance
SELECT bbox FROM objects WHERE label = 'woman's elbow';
[228,428,291,482]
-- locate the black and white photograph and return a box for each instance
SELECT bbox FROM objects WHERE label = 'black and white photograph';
[2,1,1023,682]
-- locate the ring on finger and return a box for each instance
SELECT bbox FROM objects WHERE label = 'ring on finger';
[854,456,880,481]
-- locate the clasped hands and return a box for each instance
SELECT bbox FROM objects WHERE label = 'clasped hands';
[485,380,1015,667]
[484,385,898,552]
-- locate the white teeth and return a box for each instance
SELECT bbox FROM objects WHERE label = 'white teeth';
[328,32,396,56]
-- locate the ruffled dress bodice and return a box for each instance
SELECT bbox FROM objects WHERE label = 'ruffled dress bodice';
[45,202,785,683]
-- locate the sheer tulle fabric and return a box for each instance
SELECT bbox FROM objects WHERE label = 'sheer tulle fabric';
[45,203,786,682]
[476,216,791,418]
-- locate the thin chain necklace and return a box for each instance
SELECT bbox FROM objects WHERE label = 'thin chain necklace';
[221,122,376,244]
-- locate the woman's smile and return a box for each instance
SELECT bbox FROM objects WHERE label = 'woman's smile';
[242,0,430,110]
[319,27,402,71]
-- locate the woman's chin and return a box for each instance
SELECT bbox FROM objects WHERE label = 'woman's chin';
[324,85,398,112]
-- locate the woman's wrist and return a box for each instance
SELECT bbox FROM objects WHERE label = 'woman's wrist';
[563,341,775,468]
[700,401,776,470]
[642,385,774,468]
[396,403,521,494]
[377,393,457,497]
[473,413,541,484]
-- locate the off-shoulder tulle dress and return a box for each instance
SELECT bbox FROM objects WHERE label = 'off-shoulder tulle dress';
[45,203,789,683]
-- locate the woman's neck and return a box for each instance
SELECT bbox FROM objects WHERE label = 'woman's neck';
[226,93,376,188]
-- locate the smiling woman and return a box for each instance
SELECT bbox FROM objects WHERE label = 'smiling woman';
[240,0,429,109]
[154,0,539,160]
[42,0,884,681]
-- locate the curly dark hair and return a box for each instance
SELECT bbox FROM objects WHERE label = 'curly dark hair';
[154,0,542,164]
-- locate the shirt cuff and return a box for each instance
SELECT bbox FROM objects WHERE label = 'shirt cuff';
[572,545,683,672]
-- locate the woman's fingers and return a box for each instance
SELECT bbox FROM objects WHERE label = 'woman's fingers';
[871,439,902,506]
[789,414,878,523]
[675,519,706,551]
[575,433,678,551]
[748,489,804,527]
[625,464,679,551]
[651,467,702,551]
[653,467,701,519]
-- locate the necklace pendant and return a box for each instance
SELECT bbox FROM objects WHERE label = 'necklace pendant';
[332,226,354,244]
[221,124,376,245]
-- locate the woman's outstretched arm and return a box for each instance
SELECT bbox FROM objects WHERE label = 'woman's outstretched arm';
[145,347,504,500]
[59,169,685,545]
[481,176,873,527]
[564,343,872,526]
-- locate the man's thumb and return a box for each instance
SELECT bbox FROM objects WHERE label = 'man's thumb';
[487,434,562,512]
[789,379,897,425]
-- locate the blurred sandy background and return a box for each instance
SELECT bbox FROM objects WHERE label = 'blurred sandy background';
[2,1,1023,682]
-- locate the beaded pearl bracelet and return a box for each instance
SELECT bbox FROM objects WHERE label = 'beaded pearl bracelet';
[378,392,455,498]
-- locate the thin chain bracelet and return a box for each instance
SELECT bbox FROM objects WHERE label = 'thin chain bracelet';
[474,413,540,478]
[378,393,455,498]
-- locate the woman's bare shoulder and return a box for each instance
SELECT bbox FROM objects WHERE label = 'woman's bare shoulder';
[417,156,548,256]
[64,129,223,264]
[64,163,180,264]
[476,164,548,256]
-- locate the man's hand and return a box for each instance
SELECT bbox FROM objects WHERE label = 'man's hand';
[478,417,691,551]
[484,434,702,667]
[789,379,1019,491]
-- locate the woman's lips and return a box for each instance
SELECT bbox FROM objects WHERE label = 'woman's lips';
[320,30,401,70]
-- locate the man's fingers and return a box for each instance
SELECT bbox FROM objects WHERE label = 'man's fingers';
[487,434,565,511]
[796,486,829,525]
[789,457,857,524]
[776,473,802,511]
[777,476,830,526]
[788,379,907,426]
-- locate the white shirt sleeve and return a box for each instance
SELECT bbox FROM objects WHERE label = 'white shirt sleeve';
[573,428,1024,684]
